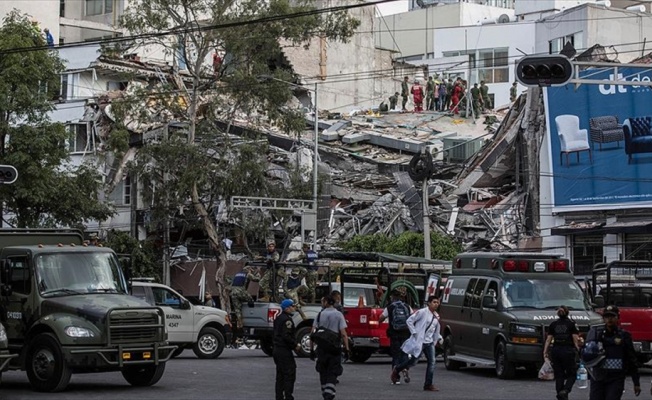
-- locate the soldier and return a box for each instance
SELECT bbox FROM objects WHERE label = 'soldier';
[301,243,319,303]
[230,265,260,328]
[470,83,482,117]
[284,268,309,320]
[389,92,399,110]
[401,76,409,111]
[480,80,491,111]
[426,77,435,111]
[259,240,284,302]
[445,78,453,110]
[510,81,518,102]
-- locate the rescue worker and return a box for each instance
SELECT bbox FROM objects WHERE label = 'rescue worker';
[480,80,491,111]
[470,83,482,117]
[302,243,319,303]
[437,79,447,111]
[259,240,284,301]
[401,76,409,112]
[230,265,260,328]
[543,305,583,400]
[411,80,424,113]
[584,305,641,400]
[426,77,435,111]
[273,299,301,400]
[445,78,453,111]
[389,92,399,111]
[311,295,349,400]
[510,81,518,102]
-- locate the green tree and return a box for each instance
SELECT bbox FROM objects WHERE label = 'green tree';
[118,0,359,312]
[105,230,160,281]
[0,11,113,227]
[341,231,462,260]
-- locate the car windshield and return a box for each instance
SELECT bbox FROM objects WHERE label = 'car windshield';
[502,279,590,310]
[35,252,127,296]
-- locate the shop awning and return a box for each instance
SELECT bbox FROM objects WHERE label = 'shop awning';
[551,220,652,236]
[550,222,605,236]
[603,220,652,234]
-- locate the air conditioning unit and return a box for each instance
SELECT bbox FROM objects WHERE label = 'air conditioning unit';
[425,140,444,161]
[442,136,484,162]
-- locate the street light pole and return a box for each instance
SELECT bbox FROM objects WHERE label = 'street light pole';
[312,83,319,250]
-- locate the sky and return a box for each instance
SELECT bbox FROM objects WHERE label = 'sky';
[374,0,409,16]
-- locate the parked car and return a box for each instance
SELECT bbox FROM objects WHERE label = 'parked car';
[130,280,232,359]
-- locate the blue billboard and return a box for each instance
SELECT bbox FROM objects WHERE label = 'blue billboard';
[544,67,652,211]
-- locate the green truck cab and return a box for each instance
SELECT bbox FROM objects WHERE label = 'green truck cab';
[439,252,603,379]
[0,229,176,392]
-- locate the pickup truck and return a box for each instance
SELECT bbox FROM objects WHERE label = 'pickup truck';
[130,280,232,359]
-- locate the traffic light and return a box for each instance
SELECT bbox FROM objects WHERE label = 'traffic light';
[0,165,18,184]
[515,55,573,87]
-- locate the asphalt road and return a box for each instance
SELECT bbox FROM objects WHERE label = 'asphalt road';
[2,348,647,400]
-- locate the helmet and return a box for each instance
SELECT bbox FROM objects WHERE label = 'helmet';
[581,341,606,368]
[290,268,300,277]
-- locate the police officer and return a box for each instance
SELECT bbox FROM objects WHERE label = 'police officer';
[584,305,641,400]
[273,299,301,400]
[543,305,583,400]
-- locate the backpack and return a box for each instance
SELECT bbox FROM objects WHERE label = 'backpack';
[390,301,410,332]
[310,312,341,355]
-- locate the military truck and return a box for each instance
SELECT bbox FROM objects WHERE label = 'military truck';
[0,229,176,392]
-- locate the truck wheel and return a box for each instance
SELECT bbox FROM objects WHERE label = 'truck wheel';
[495,341,516,379]
[349,348,373,363]
[121,363,166,386]
[294,327,313,358]
[25,333,71,392]
[260,338,274,357]
[193,327,225,359]
[443,336,465,371]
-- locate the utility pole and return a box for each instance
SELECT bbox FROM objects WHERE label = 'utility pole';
[422,178,431,259]
[312,83,319,250]
[163,124,170,286]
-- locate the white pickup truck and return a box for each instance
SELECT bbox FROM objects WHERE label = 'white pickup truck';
[130,281,232,359]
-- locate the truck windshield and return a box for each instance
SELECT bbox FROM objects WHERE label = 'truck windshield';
[502,279,590,310]
[35,252,127,296]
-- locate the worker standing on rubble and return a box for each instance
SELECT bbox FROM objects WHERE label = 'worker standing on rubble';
[411,80,424,113]
[389,92,399,111]
[480,81,492,111]
[510,82,518,102]
[401,76,409,112]
[471,83,482,117]
[426,77,435,111]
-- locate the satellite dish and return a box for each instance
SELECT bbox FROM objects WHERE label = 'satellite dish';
[497,14,511,23]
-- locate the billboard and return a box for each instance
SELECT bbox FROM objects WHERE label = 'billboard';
[544,67,652,212]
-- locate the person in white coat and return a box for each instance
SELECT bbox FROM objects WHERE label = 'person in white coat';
[391,296,442,392]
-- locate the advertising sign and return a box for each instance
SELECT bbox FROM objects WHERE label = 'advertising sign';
[544,68,652,212]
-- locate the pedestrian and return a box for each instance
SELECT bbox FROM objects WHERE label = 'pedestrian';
[437,80,447,111]
[204,291,217,307]
[378,288,412,383]
[330,290,343,313]
[510,81,518,102]
[401,76,409,112]
[411,80,424,113]
[259,240,284,301]
[43,28,54,48]
[389,92,399,111]
[426,77,435,111]
[229,265,260,328]
[273,299,301,400]
[311,295,349,400]
[392,296,441,391]
[582,305,641,400]
[480,80,492,111]
[543,305,583,400]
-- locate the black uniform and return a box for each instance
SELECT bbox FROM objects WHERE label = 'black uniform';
[547,317,579,396]
[588,326,640,400]
[273,311,297,400]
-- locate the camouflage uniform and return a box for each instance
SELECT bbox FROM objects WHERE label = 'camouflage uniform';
[258,247,283,301]
[470,84,482,117]
[230,266,260,328]
[480,82,491,110]
[389,93,399,110]
[302,247,319,303]
[426,78,435,111]
[510,83,517,102]
[401,78,409,111]
[284,268,309,319]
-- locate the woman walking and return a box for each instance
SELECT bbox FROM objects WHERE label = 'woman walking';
[543,305,583,400]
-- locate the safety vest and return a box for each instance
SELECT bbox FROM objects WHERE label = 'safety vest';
[232,271,247,287]
[286,275,302,290]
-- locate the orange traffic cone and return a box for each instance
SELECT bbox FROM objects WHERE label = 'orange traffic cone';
[357,295,365,307]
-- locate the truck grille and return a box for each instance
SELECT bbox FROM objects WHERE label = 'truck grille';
[109,310,160,344]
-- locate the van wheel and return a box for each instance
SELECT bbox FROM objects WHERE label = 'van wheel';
[26,333,71,392]
[443,336,465,371]
[495,341,516,379]
[193,327,225,359]
[295,327,313,358]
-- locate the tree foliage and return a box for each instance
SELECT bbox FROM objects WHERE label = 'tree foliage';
[105,230,161,281]
[117,0,359,311]
[0,11,113,228]
[341,232,463,260]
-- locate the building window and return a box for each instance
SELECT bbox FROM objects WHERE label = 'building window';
[124,176,131,205]
[625,234,652,261]
[86,0,113,16]
[67,124,90,153]
[549,34,575,55]
[60,0,65,17]
[572,235,603,276]
[478,48,509,84]
[60,74,68,100]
